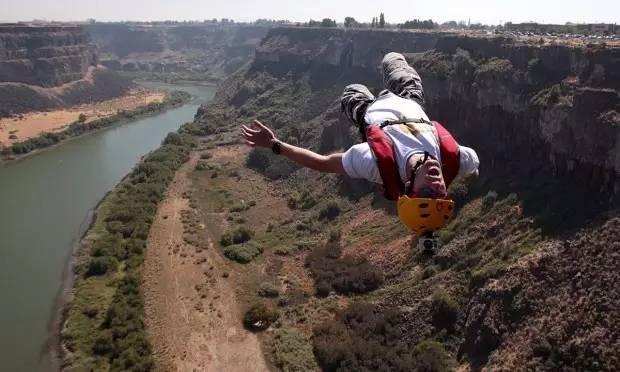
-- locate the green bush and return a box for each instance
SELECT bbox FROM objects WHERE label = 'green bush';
[92,330,114,356]
[412,340,456,371]
[287,190,318,210]
[200,152,213,160]
[448,181,469,207]
[78,113,87,123]
[482,190,499,211]
[243,303,279,331]
[195,161,208,171]
[258,282,280,298]
[273,328,319,372]
[306,238,383,296]
[85,256,118,277]
[430,288,459,331]
[318,200,341,221]
[220,227,254,247]
[222,242,263,263]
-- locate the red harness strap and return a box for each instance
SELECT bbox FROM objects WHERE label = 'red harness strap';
[366,121,460,201]
[433,121,460,188]
[366,126,404,201]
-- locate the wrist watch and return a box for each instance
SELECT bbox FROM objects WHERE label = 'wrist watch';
[271,140,282,155]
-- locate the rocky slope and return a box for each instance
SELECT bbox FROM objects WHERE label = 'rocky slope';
[193,27,619,371]
[88,23,269,82]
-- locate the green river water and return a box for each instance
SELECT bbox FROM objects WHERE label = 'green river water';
[0,82,216,371]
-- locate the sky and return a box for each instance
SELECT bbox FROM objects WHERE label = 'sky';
[1,0,619,25]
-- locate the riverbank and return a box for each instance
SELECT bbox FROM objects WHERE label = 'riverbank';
[61,127,197,370]
[0,89,191,162]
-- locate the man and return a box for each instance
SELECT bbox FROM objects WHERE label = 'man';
[241,52,479,236]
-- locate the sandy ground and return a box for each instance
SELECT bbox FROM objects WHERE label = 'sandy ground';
[0,89,164,144]
[143,154,269,372]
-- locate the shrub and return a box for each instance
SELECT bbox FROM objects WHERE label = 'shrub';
[258,282,280,298]
[412,340,456,371]
[313,302,414,371]
[8,134,17,140]
[78,113,87,123]
[306,238,383,296]
[222,242,263,263]
[195,161,208,171]
[243,303,279,331]
[162,132,183,145]
[430,288,459,331]
[85,256,118,277]
[287,190,318,210]
[246,148,270,171]
[220,227,254,246]
[200,152,213,160]
[318,200,341,221]
[448,181,469,207]
[92,330,114,356]
[482,190,499,211]
[273,328,319,372]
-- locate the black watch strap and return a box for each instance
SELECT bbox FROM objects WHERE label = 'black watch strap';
[271,140,282,155]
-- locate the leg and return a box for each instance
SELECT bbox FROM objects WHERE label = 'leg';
[382,52,425,106]
[340,84,375,141]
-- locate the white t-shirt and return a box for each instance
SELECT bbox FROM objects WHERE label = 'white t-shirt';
[342,92,479,184]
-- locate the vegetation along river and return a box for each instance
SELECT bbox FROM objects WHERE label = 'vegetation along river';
[0,82,216,371]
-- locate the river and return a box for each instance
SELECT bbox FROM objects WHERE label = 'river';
[0,82,216,371]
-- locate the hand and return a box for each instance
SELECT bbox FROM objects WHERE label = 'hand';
[241,120,277,149]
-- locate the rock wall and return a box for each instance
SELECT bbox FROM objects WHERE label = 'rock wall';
[87,23,269,80]
[0,24,97,87]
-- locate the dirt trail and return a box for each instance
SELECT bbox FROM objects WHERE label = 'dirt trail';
[143,154,269,372]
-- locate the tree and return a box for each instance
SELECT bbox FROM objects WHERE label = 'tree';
[371,17,376,28]
[379,13,386,28]
[320,18,337,28]
[344,17,359,28]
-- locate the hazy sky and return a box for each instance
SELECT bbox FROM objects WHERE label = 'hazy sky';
[2,0,619,25]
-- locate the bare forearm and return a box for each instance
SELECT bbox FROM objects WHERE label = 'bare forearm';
[277,140,344,174]
[241,120,344,175]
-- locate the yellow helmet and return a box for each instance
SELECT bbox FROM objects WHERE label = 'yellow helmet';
[397,196,455,234]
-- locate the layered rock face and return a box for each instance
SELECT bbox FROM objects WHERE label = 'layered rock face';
[0,24,97,87]
[88,23,269,80]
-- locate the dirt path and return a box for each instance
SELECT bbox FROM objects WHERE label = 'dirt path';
[143,154,269,372]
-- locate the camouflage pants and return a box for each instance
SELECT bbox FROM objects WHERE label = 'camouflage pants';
[340,52,425,140]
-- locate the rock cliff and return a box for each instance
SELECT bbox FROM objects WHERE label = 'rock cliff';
[88,23,269,81]
[0,24,97,87]
[0,24,133,114]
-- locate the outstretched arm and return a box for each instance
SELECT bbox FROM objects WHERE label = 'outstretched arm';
[241,120,346,175]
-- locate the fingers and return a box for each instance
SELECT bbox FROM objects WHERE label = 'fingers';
[253,120,269,131]
[242,124,260,134]
[244,140,256,147]
[241,127,253,138]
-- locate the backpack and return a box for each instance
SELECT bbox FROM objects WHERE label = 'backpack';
[366,120,460,201]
